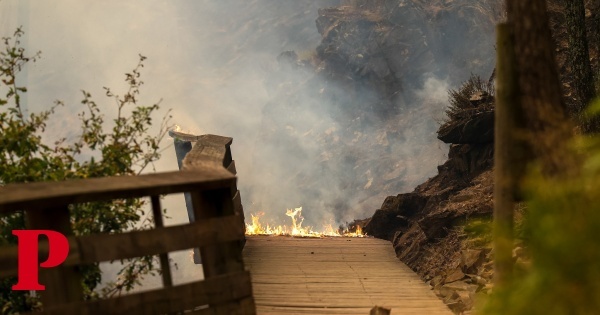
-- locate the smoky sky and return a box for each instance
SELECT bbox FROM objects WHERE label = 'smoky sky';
[0,0,341,220]
[0,0,352,291]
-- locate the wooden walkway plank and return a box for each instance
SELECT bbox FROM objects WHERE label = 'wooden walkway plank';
[243,236,452,315]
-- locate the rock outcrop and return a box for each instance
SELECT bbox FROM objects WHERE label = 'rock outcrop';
[365,85,495,312]
[361,0,600,313]
[365,95,494,244]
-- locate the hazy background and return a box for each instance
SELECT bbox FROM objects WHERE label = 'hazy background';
[0,0,365,291]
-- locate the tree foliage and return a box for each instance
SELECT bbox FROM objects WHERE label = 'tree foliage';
[0,28,171,314]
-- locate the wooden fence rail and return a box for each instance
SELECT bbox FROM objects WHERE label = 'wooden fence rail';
[0,135,255,314]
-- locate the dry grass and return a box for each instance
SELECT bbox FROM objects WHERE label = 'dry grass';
[445,74,495,122]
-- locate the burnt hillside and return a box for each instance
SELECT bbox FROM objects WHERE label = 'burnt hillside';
[249,0,501,229]
[362,0,600,312]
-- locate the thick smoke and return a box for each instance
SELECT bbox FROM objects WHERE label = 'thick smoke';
[243,1,499,227]
[0,0,497,290]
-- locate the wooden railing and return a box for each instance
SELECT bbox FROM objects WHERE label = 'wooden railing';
[171,132,246,264]
[0,135,255,314]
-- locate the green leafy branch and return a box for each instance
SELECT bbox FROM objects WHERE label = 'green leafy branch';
[0,28,172,313]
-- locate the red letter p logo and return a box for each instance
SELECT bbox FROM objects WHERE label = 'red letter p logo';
[12,230,70,291]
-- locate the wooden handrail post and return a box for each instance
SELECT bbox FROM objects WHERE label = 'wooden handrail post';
[26,205,83,308]
[151,195,173,288]
[181,134,246,264]
[191,187,244,279]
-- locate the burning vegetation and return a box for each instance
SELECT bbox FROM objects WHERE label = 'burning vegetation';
[245,207,366,238]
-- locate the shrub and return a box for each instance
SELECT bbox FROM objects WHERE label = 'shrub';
[446,74,494,121]
[0,28,171,313]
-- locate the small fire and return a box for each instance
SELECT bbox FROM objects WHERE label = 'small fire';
[245,207,367,238]
[344,225,363,237]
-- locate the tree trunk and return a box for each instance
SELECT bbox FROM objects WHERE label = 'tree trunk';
[505,0,576,177]
[494,23,523,287]
[590,0,600,85]
[563,0,597,132]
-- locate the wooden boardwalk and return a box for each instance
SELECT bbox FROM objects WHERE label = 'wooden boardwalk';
[243,236,452,315]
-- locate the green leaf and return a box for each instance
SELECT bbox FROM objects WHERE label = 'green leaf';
[585,97,600,116]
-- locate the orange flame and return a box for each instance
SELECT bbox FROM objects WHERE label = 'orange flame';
[245,207,366,238]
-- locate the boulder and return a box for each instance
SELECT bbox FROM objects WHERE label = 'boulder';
[430,275,444,288]
[457,290,474,310]
[364,193,427,240]
[461,249,484,273]
[442,280,479,293]
[445,143,494,178]
[364,209,408,240]
[437,109,494,144]
[394,224,427,265]
[445,267,466,283]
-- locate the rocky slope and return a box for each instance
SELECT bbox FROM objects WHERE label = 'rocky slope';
[365,79,496,313]
[363,1,600,313]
